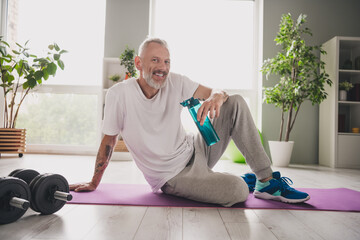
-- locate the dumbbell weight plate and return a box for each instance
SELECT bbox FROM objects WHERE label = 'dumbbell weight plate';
[9,169,40,185]
[0,177,31,224]
[30,173,70,215]
[8,169,23,177]
[29,174,45,213]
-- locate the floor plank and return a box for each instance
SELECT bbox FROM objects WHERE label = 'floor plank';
[225,222,278,240]
[0,205,75,240]
[290,210,360,240]
[134,207,182,240]
[253,209,324,240]
[183,208,230,240]
[218,209,261,223]
[31,205,124,240]
[83,206,147,240]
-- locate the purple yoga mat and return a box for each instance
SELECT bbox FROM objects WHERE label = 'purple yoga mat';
[68,184,360,212]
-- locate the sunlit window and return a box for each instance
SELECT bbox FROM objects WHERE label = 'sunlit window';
[4,0,105,152]
[7,0,105,86]
[16,92,99,146]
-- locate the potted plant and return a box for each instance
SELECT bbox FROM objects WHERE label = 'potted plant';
[338,81,353,101]
[0,37,66,157]
[108,74,121,83]
[261,13,332,167]
[119,46,137,79]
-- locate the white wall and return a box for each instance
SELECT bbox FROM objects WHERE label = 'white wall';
[104,0,150,57]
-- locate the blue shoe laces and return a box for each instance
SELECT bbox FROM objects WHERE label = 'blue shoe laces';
[272,172,296,193]
[277,176,295,192]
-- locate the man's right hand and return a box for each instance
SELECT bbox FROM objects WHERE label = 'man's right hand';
[69,182,97,192]
[70,135,117,193]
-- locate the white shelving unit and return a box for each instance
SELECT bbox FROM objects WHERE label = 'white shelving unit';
[102,58,127,89]
[102,57,132,161]
[319,36,360,168]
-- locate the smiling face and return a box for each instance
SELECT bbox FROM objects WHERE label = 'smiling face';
[137,42,171,90]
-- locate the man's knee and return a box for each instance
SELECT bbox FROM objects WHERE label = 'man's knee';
[227,94,247,109]
[222,95,248,118]
[233,176,249,202]
[222,175,249,207]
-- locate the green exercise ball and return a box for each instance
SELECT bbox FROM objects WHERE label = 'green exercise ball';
[224,129,264,164]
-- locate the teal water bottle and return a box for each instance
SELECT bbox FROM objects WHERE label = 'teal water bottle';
[180,97,220,146]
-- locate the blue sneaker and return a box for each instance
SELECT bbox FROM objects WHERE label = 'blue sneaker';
[241,173,256,192]
[253,171,310,203]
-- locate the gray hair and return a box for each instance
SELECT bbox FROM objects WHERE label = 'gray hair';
[138,37,170,57]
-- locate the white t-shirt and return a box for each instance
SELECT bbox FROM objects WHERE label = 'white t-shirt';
[102,72,199,192]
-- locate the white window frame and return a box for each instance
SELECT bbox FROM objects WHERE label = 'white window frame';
[23,85,103,155]
[0,0,104,155]
[149,0,264,129]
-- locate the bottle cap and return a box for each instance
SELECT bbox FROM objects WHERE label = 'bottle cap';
[180,97,200,107]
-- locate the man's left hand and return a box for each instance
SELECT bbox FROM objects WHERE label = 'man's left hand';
[197,91,228,125]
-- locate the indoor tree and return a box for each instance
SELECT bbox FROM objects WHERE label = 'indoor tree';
[262,13,332,142]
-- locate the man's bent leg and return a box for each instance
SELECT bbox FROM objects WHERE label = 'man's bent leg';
[207,95,273,180]
[161,152,249,207]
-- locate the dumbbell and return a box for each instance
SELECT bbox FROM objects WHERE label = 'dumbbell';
[9,169,72,215]
[0,177,31,224]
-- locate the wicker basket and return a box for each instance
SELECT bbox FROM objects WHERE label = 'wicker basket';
[0,128,26,157]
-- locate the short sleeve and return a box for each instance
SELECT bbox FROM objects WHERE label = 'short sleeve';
[102,88,122,136]
[180,74,199,101]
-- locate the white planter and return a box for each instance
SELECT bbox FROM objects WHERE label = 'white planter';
[339,90,347,101]
[268,141,294,167]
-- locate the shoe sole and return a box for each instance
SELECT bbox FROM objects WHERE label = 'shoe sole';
[253,190,310,203]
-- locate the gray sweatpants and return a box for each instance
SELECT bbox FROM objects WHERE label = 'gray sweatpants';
[161,95,273,207]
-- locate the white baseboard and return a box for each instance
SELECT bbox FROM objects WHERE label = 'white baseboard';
[111,151,132,161]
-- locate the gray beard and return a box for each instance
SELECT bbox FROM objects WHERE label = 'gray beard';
[143,71,167,90]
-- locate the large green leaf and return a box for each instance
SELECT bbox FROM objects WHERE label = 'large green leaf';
[43,68,49,80]
[57,59,64,70]
[47,62,57,75]
[54,43,60,51]
[27,77,37,88]
[22,81,29,89]
[34,70,44,80]
[0,46,7,56]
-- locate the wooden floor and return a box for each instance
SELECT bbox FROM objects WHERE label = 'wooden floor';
[0,154,360,240]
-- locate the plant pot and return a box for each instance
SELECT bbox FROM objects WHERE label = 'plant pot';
[339,90,347,101]
[268,141,294,167]
[0,128,26,157]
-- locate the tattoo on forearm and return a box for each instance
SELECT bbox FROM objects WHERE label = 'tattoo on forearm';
[94,144,112,175]
[105,144,113,157]
[95,163,103,173]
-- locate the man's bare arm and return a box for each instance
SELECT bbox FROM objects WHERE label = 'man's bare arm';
[70,134,118,192]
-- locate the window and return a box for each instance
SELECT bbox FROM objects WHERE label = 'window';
[3,0,106,154]
[6,0,105,86]
[15,86,102,154]
[150,0,263,126]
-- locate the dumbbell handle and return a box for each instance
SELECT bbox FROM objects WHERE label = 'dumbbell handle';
[54,191,73,202]
[9,197,30,210]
